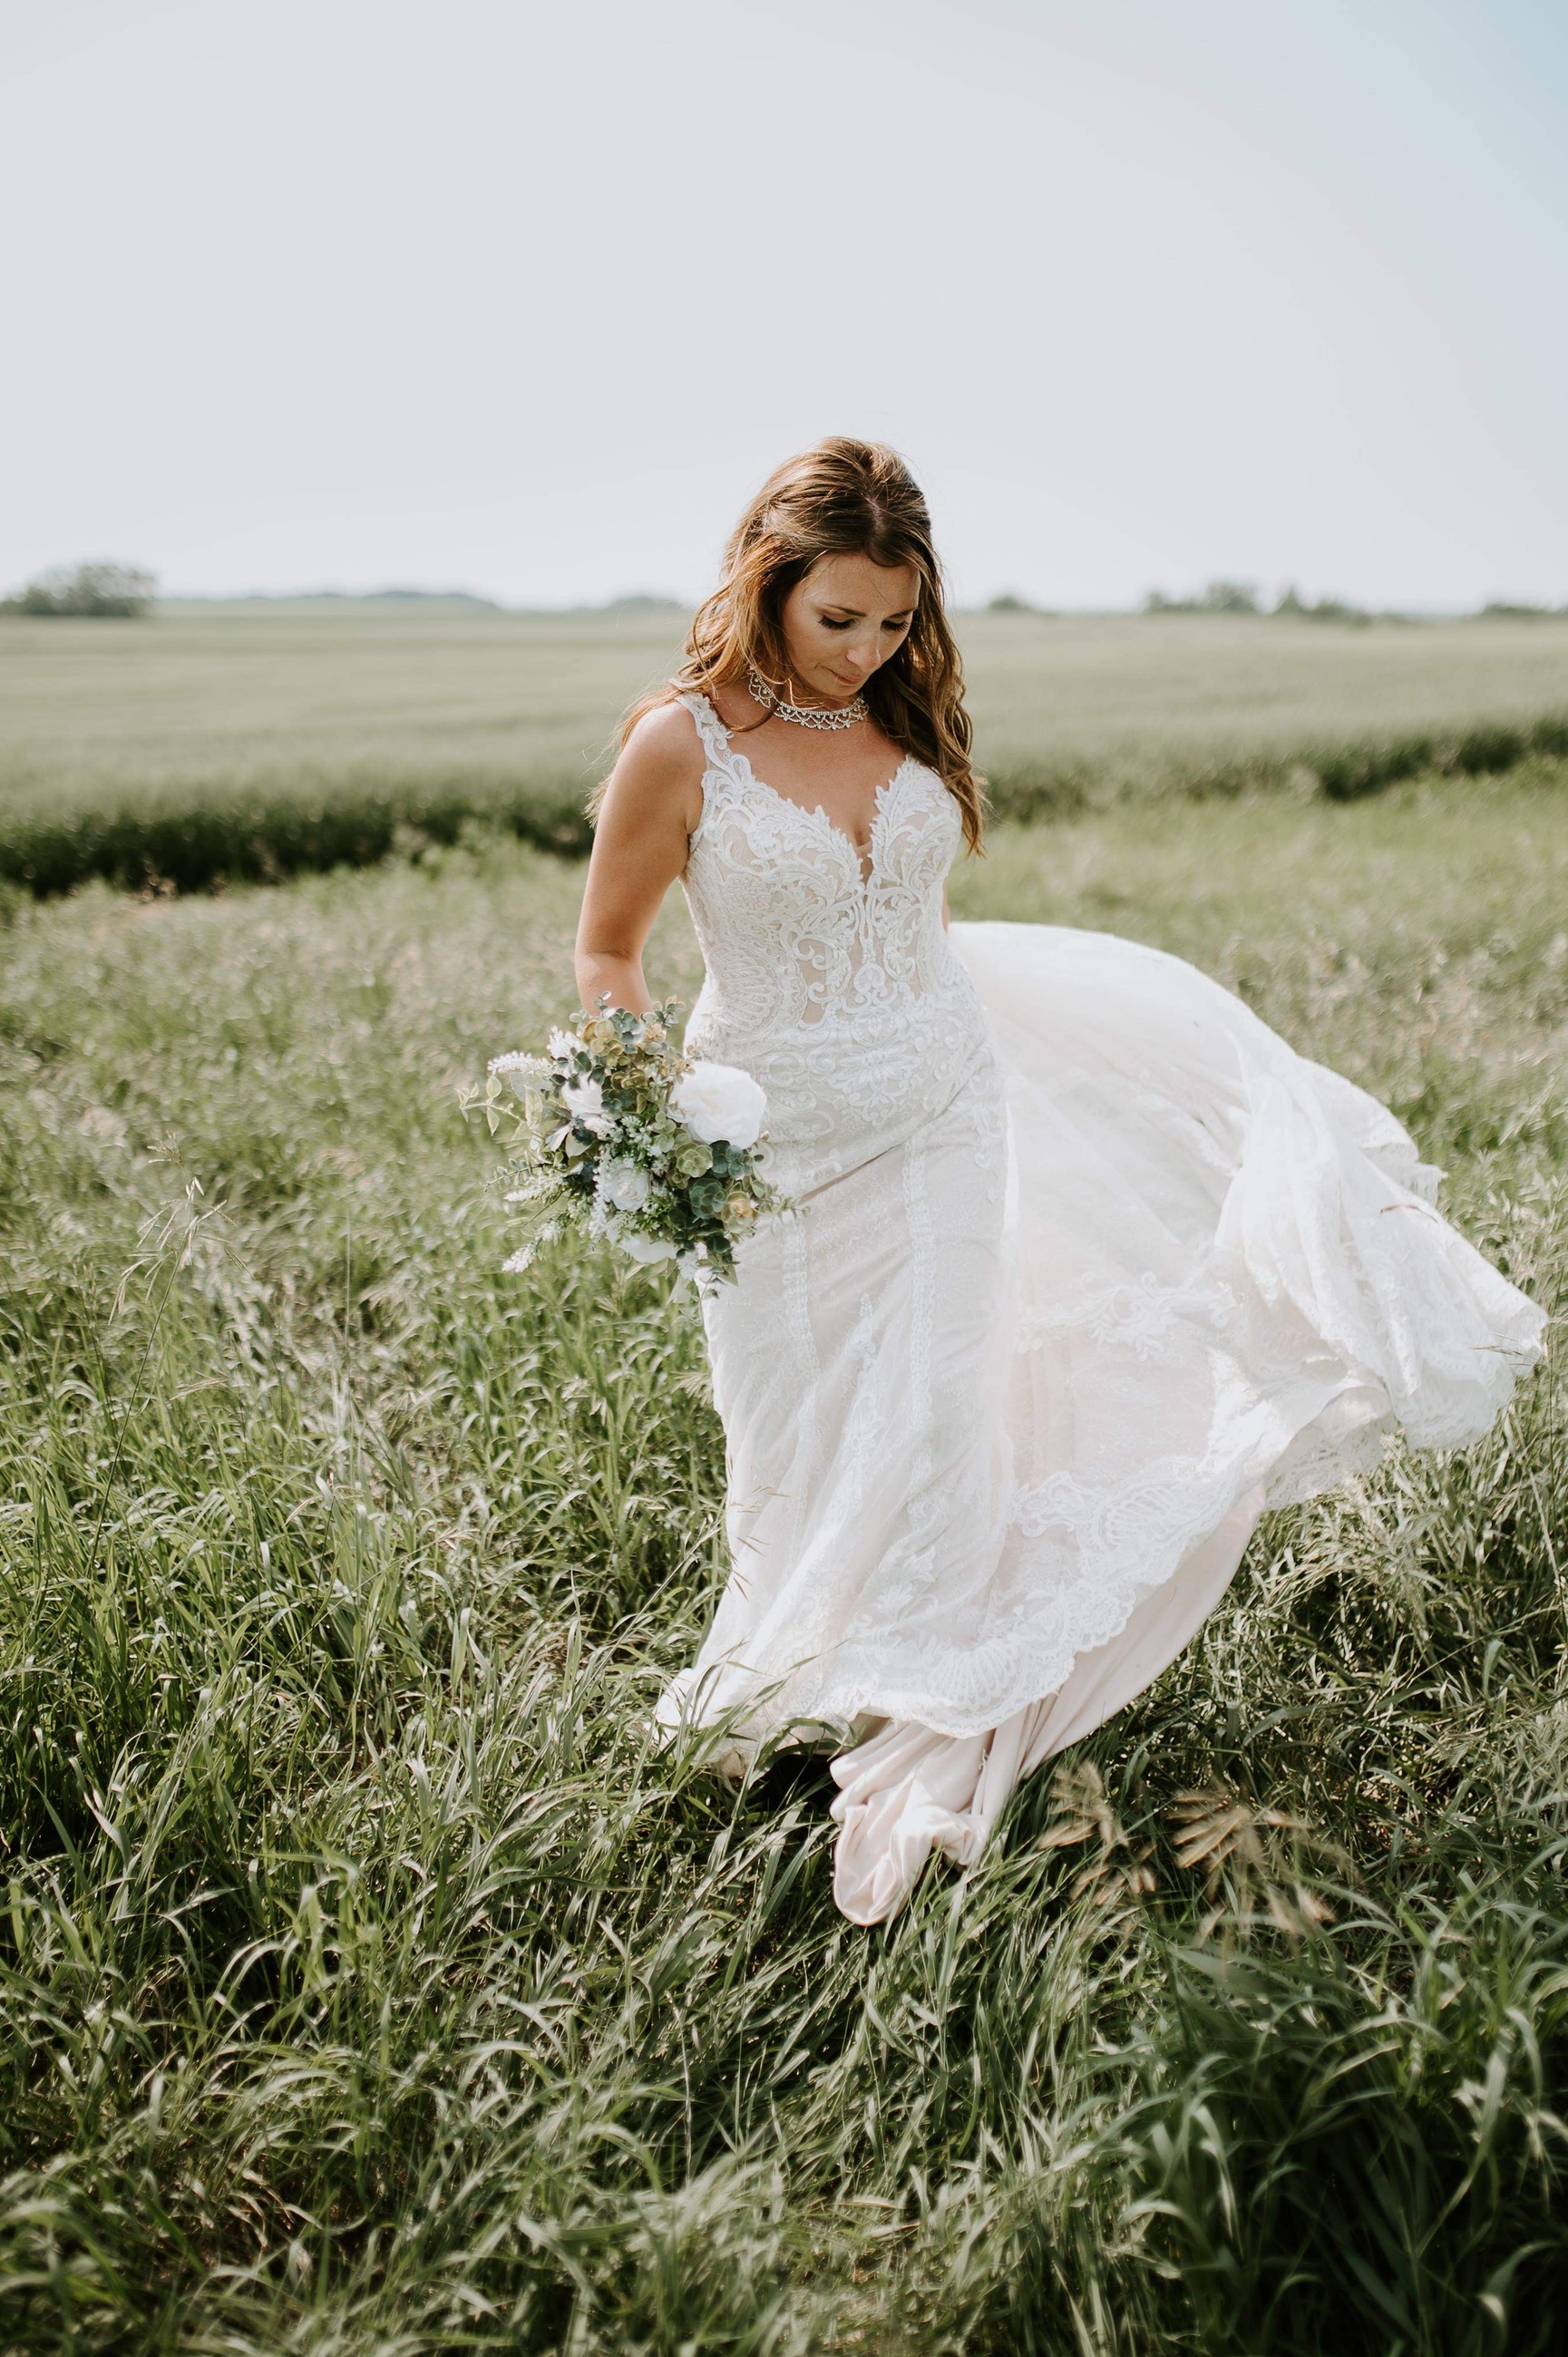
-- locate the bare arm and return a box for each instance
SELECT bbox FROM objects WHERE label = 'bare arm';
[574,703,706,1015]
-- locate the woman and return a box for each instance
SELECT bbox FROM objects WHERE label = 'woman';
[576,437,1546,1925]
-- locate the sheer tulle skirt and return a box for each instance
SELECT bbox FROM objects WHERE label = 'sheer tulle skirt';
[658,922,1546,1921]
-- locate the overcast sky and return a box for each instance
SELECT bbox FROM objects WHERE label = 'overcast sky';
[4,0,1564,609]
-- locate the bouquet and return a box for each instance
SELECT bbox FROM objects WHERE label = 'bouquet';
[475,1000,791,1288]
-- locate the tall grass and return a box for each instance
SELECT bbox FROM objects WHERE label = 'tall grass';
[0,777,1564,2349]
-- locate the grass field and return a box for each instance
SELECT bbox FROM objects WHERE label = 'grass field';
[2,763,1565,2350]
[0,608,1565,892]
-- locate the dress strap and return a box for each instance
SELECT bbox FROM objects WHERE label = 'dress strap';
[676,688,737,776]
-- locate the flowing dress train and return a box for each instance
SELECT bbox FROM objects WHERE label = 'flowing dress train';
[654,693,1547,1924]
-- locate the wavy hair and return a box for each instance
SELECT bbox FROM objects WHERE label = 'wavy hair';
[611,437,985,852]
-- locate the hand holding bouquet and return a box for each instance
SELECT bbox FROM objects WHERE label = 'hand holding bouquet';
[475,1001,791,1287]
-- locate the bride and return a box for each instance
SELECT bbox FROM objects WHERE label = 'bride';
[575,436,1546,1925]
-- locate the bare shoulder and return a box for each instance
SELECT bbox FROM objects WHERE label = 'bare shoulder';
[621,696,705,776]
[599,695,706,834]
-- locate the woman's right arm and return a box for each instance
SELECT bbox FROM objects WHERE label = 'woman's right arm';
[573,702,706,1017]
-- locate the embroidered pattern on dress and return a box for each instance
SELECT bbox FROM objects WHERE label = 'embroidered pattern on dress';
[1016,1270,1239,1361]
[677,692,989,1194]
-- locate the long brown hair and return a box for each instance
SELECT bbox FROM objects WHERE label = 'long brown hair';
[611,437,985,852]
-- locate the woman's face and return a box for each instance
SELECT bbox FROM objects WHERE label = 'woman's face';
[776,552,920,706]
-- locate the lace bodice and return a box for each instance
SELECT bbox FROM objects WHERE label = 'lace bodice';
[677,691,993,1193]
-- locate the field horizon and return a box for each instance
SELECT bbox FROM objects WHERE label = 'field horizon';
[0,607,1565,899]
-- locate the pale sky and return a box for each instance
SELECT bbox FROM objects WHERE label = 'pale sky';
[4,0,1565,609]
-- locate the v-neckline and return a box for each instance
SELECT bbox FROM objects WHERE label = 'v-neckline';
[730,747,912,885]
[694,694,911,886]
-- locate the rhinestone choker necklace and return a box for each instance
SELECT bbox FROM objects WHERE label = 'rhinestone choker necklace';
[745,664,869,732]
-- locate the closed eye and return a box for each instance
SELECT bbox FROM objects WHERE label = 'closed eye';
[819,613,915,631]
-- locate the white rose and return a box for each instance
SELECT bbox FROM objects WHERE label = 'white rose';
[562,1076,613,1136]
[601,1160,651,1212]
[671,1059,766,1149]
[619,1232,675,1263]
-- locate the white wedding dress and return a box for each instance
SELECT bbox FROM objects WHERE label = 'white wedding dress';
[655,692,1547,1924]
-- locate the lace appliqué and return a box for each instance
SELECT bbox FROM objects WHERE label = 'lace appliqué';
[677,692,993,1195]
[1018,1270,1239,1361]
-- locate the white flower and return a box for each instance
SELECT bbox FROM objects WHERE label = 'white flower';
[620,1232,676,1263]
[489,1050,551,1099]
[671,1059,766,1148]
[547,1027,578,1058]
[600,1159,651,1213]
[562,1076,613,1136]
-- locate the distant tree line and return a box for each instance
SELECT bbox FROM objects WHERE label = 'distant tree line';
[2,561,156,618]
[988,585,1567,623]
[1144,580,1378,622]
[1142,581,1568,624]
[4,561,1560,626]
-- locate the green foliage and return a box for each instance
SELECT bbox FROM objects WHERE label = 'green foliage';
[1272,586,1383,624]
[2,561,156,618]
[1310,719,1568,804]
[984,716,1568,823]
[1144,580,1262,613]
[0,772,595,895]
[0,774,1564,2350]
